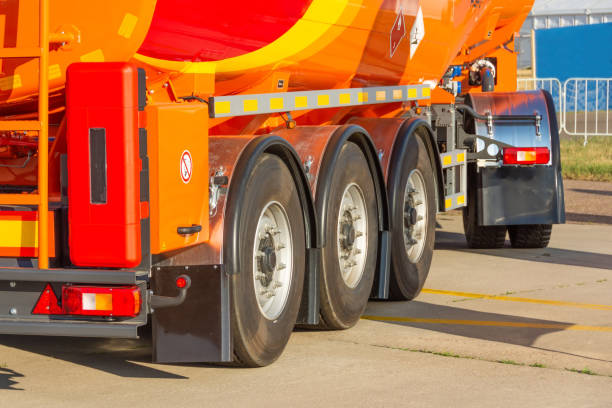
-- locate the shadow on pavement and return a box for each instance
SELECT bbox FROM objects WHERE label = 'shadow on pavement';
[0,366,24,390]
[566,212,612,225]
[435,230,612,270]
[568,188,612,197]
[367,301,612,363]
[0,335,188,380]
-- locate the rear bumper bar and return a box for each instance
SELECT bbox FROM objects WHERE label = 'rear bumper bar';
[0,267,148,338]
[0,267,148,284]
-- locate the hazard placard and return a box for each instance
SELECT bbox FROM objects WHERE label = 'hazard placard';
[390,10,406,58]
[180,150,193,184]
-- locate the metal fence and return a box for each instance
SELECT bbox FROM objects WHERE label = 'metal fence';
[517,77,612,144]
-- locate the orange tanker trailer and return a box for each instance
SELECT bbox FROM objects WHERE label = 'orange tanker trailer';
[0,0,563,366]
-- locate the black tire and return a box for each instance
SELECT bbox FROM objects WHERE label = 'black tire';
[229,153,305,367]
[388,135,436,300]
[462,166,506,249]
[508,224,552,248]
[319,142,378,329]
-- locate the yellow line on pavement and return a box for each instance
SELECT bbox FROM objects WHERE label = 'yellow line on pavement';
[421,289,612,311]
[361,316,612,332]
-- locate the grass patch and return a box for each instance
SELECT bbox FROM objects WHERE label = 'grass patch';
[529,363,546,368]
[497,359,524,366]
[560,136,612,181]
[566,367,597,376]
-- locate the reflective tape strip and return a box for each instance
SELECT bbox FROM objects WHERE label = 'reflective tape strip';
[209,84,431,118]
[444,193,466,210]
[440,149,467,169]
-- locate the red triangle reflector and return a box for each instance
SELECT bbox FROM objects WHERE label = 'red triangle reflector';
[32,284,63,315]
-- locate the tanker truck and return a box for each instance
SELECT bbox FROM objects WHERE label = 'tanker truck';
[0,0,564,366]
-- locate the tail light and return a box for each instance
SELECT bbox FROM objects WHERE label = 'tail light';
[62,286,141,317]
[503,147,550,165]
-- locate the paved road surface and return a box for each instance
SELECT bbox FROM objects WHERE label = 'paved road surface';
[1,213,611,407]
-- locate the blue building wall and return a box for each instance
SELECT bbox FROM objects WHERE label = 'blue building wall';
[536,22,612,81]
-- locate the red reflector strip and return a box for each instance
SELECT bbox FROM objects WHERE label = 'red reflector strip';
[32,283,63,315]
[62,286,141,317]
[503,147,550,165]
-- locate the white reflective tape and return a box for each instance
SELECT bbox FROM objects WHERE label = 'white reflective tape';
[82,293,96,310]
[209,84,430,118]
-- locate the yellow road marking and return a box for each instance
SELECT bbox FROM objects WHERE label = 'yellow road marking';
[421,289,612,311]
[361,316,612,332]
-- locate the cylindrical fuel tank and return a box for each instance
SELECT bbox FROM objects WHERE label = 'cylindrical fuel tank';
[0,0,534,114]
[0,0,156,113]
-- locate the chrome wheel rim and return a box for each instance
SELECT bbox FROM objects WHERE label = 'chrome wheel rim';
[336,183,368,288]
[403,169,428,263]
[252,201,293,320]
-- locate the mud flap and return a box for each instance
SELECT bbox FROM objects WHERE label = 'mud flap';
[152,265,231,363]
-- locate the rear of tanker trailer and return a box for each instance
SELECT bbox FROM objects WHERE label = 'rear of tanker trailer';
[0,0,563,366]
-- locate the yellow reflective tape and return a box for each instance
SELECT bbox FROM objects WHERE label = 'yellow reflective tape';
[243,99,258,112]
[118,13,138,39]
[422,288,612,311]
[393,89,402,100]
[317,94,330,106]
[339,93,351,105]
[0,75,22,91]
[270,97,284,110]
[457,195,465,205]
[445,198,452,209]
[457,152,465,163]
[422,87,431,97]
[358,92,368,103]
[408,88,417,98]
[80,49,105,62]
[442,155,452,166]
[48,64,62,80]
[0,220,37,247]
[376,90,386,101]
[361,315,612,332]
[215,101,231,115]
[295,95,308,108]
[95,294,113,311]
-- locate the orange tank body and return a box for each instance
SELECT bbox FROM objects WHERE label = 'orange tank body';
[0,0,533,117]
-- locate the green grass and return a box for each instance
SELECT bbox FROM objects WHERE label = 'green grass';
[529,363,546,368]
[565,368,597,376]
[560,136,612,181]
[497,359,524,366]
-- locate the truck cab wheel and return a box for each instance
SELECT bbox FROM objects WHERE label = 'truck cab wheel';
[388,135,436,300]
[229,153,305,367]
[508,224,552,248]
[319,142,378,330]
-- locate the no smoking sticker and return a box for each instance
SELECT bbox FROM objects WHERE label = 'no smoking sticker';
[180,150,193,184]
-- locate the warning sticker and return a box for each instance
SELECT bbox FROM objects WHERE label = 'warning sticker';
[180,150,193,184]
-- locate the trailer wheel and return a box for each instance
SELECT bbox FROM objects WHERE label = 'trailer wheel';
[388,136,436,300]
[508,224,552,248]
[319,142,378,329]
[230,153,305,367]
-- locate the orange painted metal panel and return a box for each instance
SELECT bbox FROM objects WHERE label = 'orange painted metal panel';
[147,103,210,254]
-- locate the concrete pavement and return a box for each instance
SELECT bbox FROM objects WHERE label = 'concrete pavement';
[1,212,611,407]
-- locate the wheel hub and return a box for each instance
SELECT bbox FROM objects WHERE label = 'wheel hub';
[403,170,428,263]
[257,231,277,287]
[336,183,368,289]
[252,202,293,320]
[340,212,357,250]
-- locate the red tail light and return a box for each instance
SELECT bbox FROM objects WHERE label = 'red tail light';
[503,147,550,165]
[62,286,141,317]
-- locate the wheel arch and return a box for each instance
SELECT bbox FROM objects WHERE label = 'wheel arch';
[316,124,389,246]
[390,118,445,213]
[223,134,318,275]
